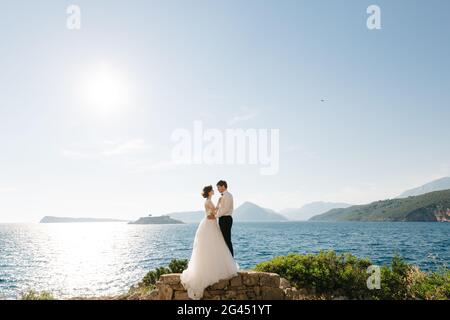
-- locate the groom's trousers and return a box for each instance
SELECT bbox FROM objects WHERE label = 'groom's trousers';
[219,216,234,257]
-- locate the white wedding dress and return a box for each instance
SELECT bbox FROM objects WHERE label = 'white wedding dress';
[180,199,239,299]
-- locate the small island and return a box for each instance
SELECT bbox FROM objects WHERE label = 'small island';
[128,214,184,225]
[40,216,128,223]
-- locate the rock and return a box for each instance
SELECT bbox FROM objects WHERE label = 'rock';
[332,296,349,300]
[145,271,292,300]
[280,277,291,289]
[209,279,229,290]
[171,283,185,291]
[246,290,256,299]
[241,271,260,286]
[259,273,280,288]
[224,289,247,300]
[157,284,173,300]
[285,287,301,300]
[254,286,261,297]
[203,295,221,300]
[235,292,248,300]
[260,286,285,300]
[285,287,315,300]
[204,290,225,299]
[145,289,160,300]
[223,290,238,300]
[206,289,226,296]
[174,291,190,300]
[229,274,242,287]
[159,274,181,285]
[232,285,247,291]
[125,293,141,300]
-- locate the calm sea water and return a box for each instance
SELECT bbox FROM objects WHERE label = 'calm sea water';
[0,222,448,299]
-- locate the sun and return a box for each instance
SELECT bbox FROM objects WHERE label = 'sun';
[82,64,130,114]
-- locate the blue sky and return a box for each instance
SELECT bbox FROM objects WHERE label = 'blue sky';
[1,1,449,222]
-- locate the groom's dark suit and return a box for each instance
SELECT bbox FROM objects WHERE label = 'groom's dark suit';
[219,216,233,257]
[218,191,234,257]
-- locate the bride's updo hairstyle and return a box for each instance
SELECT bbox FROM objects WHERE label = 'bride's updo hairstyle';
[202,185,213,198]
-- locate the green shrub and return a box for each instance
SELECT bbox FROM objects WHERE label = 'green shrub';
[21,290,55,300]
[408,267,450,300]
[142,266,171,288]
[371,256,449,300]
[372,255,410,299]
[168,258,189,273]
[255,251,449,300]
[141,259,188,288]
[255,251,371,299]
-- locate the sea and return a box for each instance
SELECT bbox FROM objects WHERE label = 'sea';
[0,221,448,299]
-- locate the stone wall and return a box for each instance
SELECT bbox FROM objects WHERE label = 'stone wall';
[148,271,303,300]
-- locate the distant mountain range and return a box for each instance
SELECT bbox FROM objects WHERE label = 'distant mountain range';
[280,202,352,221]
[168,201,288,223]
[40,216,128,223]
[39,177,450,224]
[309,189,450,222]
[397,177,450,198]
[234,202,287,222]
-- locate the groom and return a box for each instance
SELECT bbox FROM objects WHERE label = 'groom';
[216,180,234,257]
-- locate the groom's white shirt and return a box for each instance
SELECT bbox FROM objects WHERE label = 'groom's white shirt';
[217,191,233,217]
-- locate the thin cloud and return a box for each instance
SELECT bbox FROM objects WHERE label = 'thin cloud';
[285,145,320,160]
[129,160,176,173]
[61,149,91,159]
[227,107,259,126]
[61,139,150,159]
[101,139,149,156]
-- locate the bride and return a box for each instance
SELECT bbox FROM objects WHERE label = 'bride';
[180,185,239,299]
